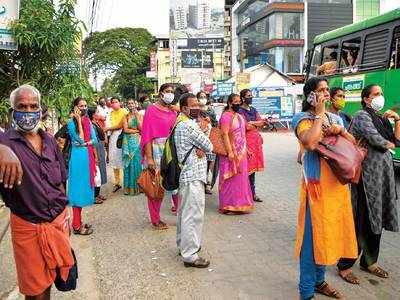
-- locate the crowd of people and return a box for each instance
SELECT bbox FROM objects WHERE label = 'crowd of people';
[0,78,398,299]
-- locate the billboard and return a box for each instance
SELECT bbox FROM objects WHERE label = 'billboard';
[0,1,20,50]
[181,51,213,68]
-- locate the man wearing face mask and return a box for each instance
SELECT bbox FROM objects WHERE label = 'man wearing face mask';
[239,89,267,203]
[336,84,400,284]
[328,87,352,129]
[0,85,74,299]
[174,93,213,268]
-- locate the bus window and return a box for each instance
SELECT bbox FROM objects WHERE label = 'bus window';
[309,44,321,77]
[317,44,338,76]
[340,37,361,74]
[362,29,390,71]
[390,26,400,69]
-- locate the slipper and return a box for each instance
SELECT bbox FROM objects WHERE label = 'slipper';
[360,265,388,278]
[315,281,343,299]
[113,185,122,193]
[338,270,360,284]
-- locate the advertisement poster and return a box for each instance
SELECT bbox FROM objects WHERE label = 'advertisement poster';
[342,74,365,102]
[0,0,19,50]
[181,51,213,68]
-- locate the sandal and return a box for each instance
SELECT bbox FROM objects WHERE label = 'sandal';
[113,185,122,193]
[360,265,389,278]
[315,281,343,299]
[152,221,168,230]
[95,197,104,204]
[98,195,107,201]
[84,223,93,229]
[73,225,93,235]
[339,270,360,284]
[254,195,263,202]
[205,185,212,195]
[183,257,210,268]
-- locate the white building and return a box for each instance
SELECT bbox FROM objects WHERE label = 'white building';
[174,5,188,30]
[189,0,211,30]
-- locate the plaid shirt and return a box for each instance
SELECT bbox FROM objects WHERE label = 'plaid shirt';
[174,114,213,184]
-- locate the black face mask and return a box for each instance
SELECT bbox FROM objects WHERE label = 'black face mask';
[244,97,253,105]
[189,108,200,119]
[80,108,87,116]
[232,104,240,112]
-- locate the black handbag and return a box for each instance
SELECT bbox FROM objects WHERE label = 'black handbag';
[54,249,78,292]
[116,132,124,149]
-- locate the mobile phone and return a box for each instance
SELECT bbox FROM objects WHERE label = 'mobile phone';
[307,91,317,106]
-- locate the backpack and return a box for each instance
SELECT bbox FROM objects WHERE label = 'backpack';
[160,122,194,191]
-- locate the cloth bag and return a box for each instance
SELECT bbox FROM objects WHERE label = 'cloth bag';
[94,165,101,187]
[316,135,367,184]
[209,127,227,156]
[137,169,165,199]
[54,249,78,292]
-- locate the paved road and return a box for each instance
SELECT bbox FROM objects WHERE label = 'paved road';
[1,132,400,299]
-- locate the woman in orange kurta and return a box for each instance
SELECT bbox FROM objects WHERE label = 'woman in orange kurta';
[292,77,357,300]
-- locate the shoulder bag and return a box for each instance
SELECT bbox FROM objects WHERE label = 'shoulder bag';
[316,115,367,184]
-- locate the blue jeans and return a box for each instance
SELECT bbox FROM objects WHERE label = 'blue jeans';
[299,201,326,300]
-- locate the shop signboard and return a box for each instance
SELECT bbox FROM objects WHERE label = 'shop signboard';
[236,73,250,92]
[251,88,294,121]
[216,82,234,96]
[0,0,19,50]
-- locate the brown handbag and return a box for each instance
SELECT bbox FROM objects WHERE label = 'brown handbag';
[137,169,165,199]
[316,135,367,184]
[209,127,227,156]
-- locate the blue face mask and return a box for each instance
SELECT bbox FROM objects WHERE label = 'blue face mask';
[13,110,42,132]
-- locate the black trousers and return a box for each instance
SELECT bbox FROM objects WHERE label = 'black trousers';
[95,186,100,198]
[337,178,381,270]
[249,173,256,197]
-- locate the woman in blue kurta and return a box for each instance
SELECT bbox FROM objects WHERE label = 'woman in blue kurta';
[67,97,98,235]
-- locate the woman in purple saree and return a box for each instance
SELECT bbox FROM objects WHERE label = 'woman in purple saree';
[218,94,254,214]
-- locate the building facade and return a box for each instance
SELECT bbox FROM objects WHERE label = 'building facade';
[354,0,400,22]
[189,0,211,29]
[230,0,354,76]
[173,5,188,30]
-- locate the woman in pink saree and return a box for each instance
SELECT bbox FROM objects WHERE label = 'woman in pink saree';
[219,94,254,214]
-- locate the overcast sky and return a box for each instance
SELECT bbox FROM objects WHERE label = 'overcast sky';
[76,0,170,37]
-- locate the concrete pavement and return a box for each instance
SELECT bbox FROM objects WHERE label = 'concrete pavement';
[1,132,399,299]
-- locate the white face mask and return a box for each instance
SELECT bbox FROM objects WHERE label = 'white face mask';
[371,95,385,111]
[199,97,207,105]
[162,92,175,104]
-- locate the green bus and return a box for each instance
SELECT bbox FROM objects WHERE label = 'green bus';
[306,8,400,163]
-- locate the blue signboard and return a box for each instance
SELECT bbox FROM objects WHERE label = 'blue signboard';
[216,82,234,96]
[251,88,294,121]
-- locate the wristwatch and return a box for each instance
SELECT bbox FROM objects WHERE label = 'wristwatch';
[314,115,322,120]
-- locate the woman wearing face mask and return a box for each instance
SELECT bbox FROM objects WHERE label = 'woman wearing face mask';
[197,91,218,194]
[105,97,128,193]
[239,89,267,203]
[140,83,178,229]
[218,93,254,214]
[292,77,357,300]
[328,87,352,129]
[67,97,98,235]
[336,84,400,284]
[122,99,143,196]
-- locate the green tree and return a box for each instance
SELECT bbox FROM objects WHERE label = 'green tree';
[0,0,93,122]
[83,27,155,98]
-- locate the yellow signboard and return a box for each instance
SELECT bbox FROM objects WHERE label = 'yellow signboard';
[236,73,250,92]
